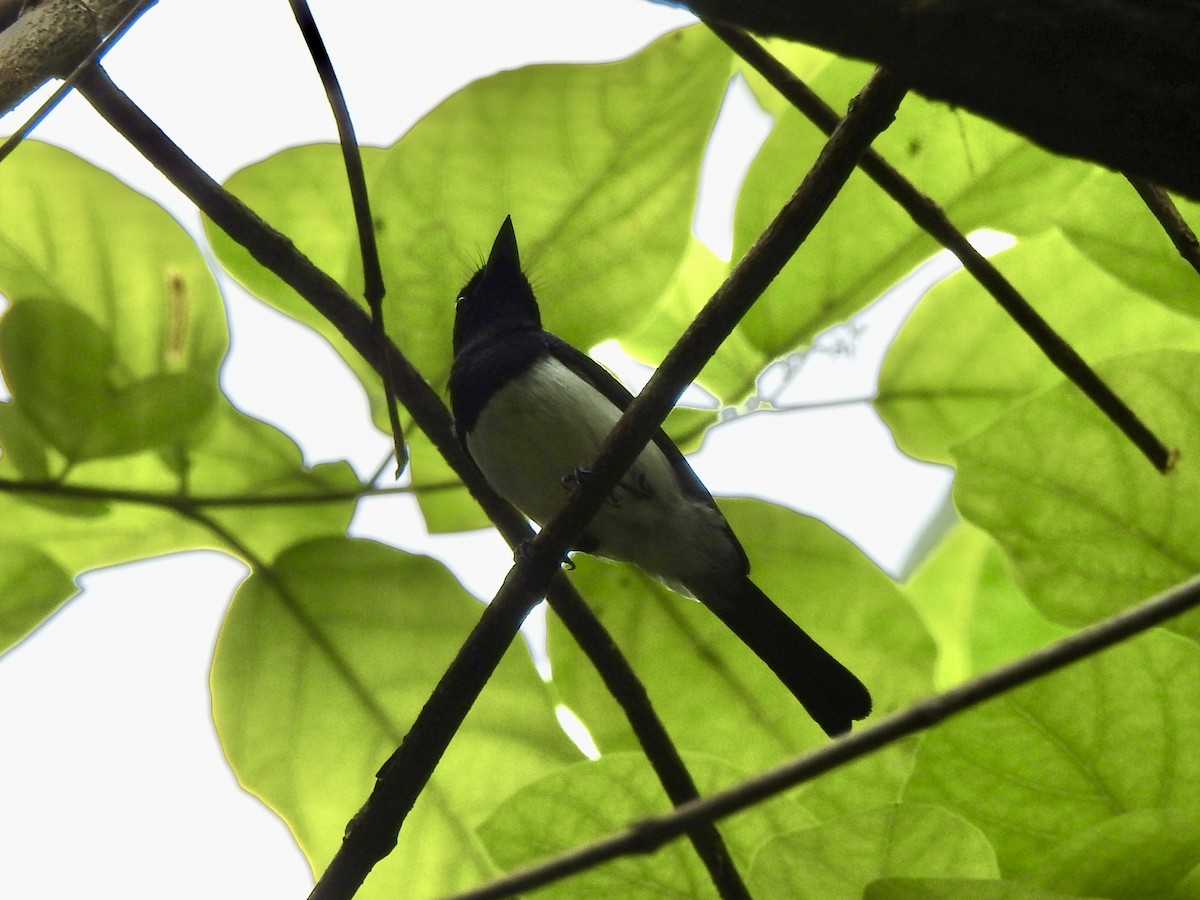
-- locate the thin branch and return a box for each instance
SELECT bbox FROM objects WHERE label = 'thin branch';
[708,21,1176,474]
[74,64,747,900]
[1127,177,1200,279]
[0,476,460,507]
[449,571,1200,900]
[286,0,406,476]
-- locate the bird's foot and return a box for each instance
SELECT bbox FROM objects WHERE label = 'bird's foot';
[562,466,622,506]
[514,538,576,571]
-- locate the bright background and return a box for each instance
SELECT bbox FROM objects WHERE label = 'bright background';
[0,2,965,896]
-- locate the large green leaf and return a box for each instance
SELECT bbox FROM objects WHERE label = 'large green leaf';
[904,524,1070,690]
[549,499,935,776]
[0,300,213,462]
[952,350,1200,637]
[0,141,226,373]
[1032,808,1200,900]
[719,62,1090,403]
[865,878,1096,900]
[747,804,997,898]
[211,537,578,899]
[0,142,227,465]
[478,752,815,899]
[1056,171,1200,319]
[904,630,1200,877]
[209,25,730,402]
[877,231,1200,465]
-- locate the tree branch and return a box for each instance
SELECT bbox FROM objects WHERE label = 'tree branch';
[0,0,150,115]
[709,22,1176,474]
[73,63,749,900]
[448,571,1200,900]
[688,0,1200,200]
[1128,176,1200,279]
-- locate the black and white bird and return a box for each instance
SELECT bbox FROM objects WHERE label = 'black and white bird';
[448,217,871,736]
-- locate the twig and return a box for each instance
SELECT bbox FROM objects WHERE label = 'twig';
[708,22,1176,474]
[74,64,747,900]
[1127,176,1200,279]
[286,0,406,476]
[0,476,460,507]
[448,571,1200,900]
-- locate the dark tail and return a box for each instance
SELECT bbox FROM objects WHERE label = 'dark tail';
[689,575,871,737]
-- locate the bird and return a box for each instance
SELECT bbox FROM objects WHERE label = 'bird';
[448,216,871,736]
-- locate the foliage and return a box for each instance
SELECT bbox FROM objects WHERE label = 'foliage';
[3,23,1200,900]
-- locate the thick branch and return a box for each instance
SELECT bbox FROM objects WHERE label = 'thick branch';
[689,0,1200,199]
[0,0,147,115]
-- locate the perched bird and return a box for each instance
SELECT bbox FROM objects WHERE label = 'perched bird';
[448,216,871,736]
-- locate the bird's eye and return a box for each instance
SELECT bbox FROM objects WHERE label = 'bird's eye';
[455,293,466,305]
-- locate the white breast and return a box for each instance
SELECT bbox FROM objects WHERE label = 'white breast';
[465,356,738,587]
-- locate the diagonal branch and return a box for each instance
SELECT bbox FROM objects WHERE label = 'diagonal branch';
[72,63,749,900]
[448,570,1200,900]
[708,21,1175,474]
[1127,177,1200,279]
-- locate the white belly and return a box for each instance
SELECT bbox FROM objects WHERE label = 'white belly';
[465,356,737,586]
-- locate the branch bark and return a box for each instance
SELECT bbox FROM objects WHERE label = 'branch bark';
[689,0,1200,200]
[0,0,148,115]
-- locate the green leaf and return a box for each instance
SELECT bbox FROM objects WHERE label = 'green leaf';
[952,350,1200,637]
[877,232,1200,464]
[1056,171,1200,319]
[723,65,1090,402]
[549,499,935,774]
[0,141,227,465]
[1033,808,1200,900]
[0,139,226,391]
[904,630,1200,877]
[0,545,75,654]
[904,523,1070,689]
[866,877,1096,900]
[210,26,730,405]
[747,803,997,898]
[620,236,757,404]
[478,752,815,899]
[211,537,578,899]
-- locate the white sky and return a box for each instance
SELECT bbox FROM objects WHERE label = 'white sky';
[0,2,958,897]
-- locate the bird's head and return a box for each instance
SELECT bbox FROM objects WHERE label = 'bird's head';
[453,216,542,356]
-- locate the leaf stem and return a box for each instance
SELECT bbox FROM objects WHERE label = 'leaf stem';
[285,0,406,475]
